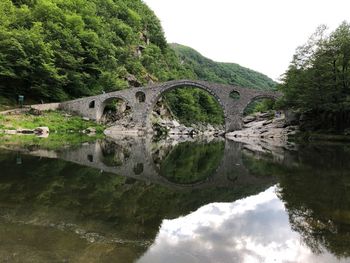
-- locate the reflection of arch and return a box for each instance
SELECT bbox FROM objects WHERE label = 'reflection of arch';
[136,91,146,103]
[99,141,130,167]
[157,141,225,185]
[133,163,144,175]
[146,81,228,130]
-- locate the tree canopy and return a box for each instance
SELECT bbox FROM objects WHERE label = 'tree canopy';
[279,22,350,131]
[0,0,192,102]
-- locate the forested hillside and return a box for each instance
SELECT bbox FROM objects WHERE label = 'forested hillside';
[171,43,277,90]
[0,0,193,103]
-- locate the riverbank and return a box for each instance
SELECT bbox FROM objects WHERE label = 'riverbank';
[225,111,350,154]
[0,109,105,150]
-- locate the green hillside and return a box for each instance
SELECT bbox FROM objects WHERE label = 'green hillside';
[0,0,193,103]
[171,43,277,90]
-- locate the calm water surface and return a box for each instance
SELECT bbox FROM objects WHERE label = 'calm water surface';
[0,137,349,262]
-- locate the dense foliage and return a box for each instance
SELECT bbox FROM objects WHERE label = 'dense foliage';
[279,22,350,132]
[0,0,192,102]
[171,43,277,90]
[243,98,275,116]
[163,87,225,125]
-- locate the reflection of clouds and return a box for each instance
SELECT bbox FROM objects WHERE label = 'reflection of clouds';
[137,187,350,263]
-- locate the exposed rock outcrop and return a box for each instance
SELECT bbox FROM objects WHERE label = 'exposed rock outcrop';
[226,112,298,148]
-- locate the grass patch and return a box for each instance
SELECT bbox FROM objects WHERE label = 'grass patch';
[0,110,105,133]
[0,110,106,150]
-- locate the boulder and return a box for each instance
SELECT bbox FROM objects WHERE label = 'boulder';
[259,128,268,134]
[85,127,96,134]
[34,127,50,135]
[172,120,180,127]
[169,128,181,135]
[125,73,141,87]
[243,115,256,124]
[207,124,214,131]
[262,120,273,126]
[28,108,42,116]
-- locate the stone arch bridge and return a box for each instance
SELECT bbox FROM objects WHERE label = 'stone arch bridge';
[59,80,282,132]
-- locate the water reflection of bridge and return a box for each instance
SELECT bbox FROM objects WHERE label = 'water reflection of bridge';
[49,137,275,190]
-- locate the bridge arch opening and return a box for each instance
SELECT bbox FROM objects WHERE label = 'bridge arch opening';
[229,90,240,100]
[89,100,95,109]
[100,97,131,124]
[243,96,277,117]
[136,91,146,103]
[148,82,227,135]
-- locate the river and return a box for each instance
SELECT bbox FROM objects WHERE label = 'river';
[0,137,349,262]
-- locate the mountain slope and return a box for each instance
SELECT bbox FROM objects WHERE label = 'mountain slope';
[0,0,193,102]
[171,43,277,90]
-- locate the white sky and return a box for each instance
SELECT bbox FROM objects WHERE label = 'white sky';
[143,0,350,81]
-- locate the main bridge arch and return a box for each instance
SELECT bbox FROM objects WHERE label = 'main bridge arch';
[143,80,231,131]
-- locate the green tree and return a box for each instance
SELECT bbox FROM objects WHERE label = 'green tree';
[280,22,350,132]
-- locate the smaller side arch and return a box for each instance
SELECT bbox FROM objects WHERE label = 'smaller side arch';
[241,94,278,117]
[229,90,240,100]
[96,95,132,122]
[89,100,95,108]
[135,91,146,103]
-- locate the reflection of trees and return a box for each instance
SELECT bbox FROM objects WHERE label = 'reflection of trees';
[159,141,224,184]
[247,144,350,257]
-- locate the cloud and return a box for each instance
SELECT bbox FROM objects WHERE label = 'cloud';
[137,186,347,263]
